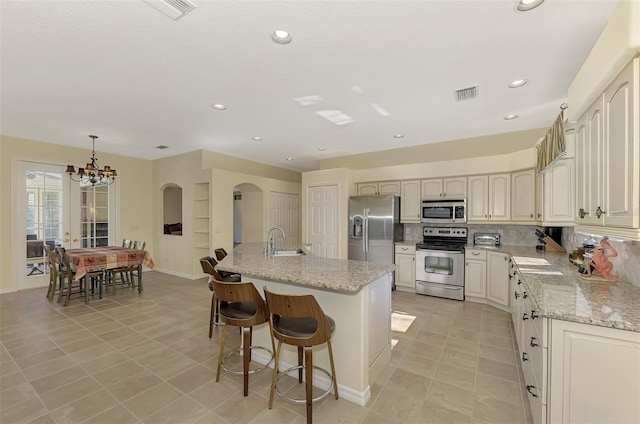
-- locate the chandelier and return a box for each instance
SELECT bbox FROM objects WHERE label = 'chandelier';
[65,135,117,186]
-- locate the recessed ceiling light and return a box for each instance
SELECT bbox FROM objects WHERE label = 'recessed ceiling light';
[286,157,294,161]
[272,30,292,44]
[516,0,544,11]
[155,145,169,149]
[211,104,226,110]
[317,147,327,151]
[393,134,404,139]
[504,114,519,120]
[509,79,528,88]
[252,136,263,142]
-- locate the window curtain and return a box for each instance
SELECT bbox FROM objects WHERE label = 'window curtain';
[536,111,566,174]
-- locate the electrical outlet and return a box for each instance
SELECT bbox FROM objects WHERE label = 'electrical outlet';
[497,229,504,236]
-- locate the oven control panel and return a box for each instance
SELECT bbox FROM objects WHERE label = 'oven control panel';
[423,227,467,238]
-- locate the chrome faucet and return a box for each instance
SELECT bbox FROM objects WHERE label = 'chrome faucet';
[266,227,286,256]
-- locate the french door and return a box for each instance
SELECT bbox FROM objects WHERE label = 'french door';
[13,160,117,291]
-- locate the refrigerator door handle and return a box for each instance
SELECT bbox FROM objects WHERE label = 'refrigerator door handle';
[363,208,369,252]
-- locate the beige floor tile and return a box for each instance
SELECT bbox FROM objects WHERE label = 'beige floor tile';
[13,347,67,369]
[313,397,367,424]
[448,327,482,343]
[370,385,427,423]
[92,360,145,387]
[0,359,19,376]
[25,412,57,424]
[78,351,129,374]
[146,354,200,380]
[432,363,476,392]
[83,405,139,424]
[419,398,472,424]
[4,338,58,359]
[166,364,214,394]
[386,367,431,392]
[360,409,403,424]
[247,404,302,424]
[0,396,48,424]
[50,389,119,424]
[444,336,480,355]
[188,378,244,410]
[212,390,270,424]
[406,341,443,361]
[480,333,515,350]
[30,365,88,395]
[477,357,519,383]
[193,410,235,424]
[21,355,77,381]
[39,376,101,410]
[68,342,117,363]
[396,352,438,378]
[426,380,475,417]
[106,370,162,402]
[473,395,527,424]
[0,382,38,410]
[123,382,185,420]
[475,372,523,407]
[479,343,517,365]
[142,396,211,424]
[95,326,136,342]
[439,348,478,371]
[106,332,150,350]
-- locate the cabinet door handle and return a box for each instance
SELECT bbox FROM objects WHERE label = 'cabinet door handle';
[522,352,529,362]
[489,214,492,219]
[522,313,529,321]
[504,256,508,261]
[485,214,488,218]
[578,208,587,218]
[471,252,481,256]
[530,337,539,348]
[530,213,533,219]
[531,310,539,319]
[514,291,520,299]
[537,212,542,219]
[517,279,522,285]
[596,206,606,218]
[526,385,538,398]
[523,291,528,298]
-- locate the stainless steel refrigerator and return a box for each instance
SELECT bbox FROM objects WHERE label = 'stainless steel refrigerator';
[348,195,403,287]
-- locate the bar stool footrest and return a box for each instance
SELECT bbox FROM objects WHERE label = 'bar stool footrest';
[221,346,274,375]
[275,365,335,404]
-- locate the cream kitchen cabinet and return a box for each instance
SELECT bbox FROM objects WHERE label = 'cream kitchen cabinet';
[356,181,400,196]
[575,57,639,234]
[394,243,415,293]
[486,250,510,309]
[464,249,486,299]
[400,180,421,223]
[421,177,467,199]
[468,174,511,222]
[535,158,576,225]
[548,320,640,424]
[511,169,536,222]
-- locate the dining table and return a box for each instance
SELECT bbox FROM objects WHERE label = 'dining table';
[64,246,154,293]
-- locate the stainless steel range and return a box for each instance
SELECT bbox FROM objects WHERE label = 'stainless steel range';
[415,226,467,301]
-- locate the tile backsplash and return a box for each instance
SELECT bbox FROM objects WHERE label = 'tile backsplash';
[403,224,640,287]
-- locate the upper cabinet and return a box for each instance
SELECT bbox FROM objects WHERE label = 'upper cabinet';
[575,57,639,234]
[400,180,421,223]
[421,177,467,199]
[511,169,536,222]
[468,174,511,222]
[356,181,400,196]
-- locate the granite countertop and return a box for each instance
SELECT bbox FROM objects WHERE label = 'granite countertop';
[467,244,640,333]
[216,243,395,294]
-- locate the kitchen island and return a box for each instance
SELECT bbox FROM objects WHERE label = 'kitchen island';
[216,243,395,406]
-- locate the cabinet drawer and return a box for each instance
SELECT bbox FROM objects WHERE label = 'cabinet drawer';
[465,249,486,260]
[395,244,416,254]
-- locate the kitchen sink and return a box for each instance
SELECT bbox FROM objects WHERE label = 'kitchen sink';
[272,249,306,256]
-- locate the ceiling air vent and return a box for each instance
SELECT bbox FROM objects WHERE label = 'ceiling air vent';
[143,0,196,21]
[454,85,479,102]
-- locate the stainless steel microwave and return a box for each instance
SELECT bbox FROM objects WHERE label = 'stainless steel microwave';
[421,199,466,224]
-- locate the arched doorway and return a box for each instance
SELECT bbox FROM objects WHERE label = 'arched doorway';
[233,183,263,245]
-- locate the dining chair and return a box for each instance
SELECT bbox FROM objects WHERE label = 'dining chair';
[214,248,228,261]
[111,240,145,291]
[44,245,59,302]
[122,239,132,248]
[56,247,103,306]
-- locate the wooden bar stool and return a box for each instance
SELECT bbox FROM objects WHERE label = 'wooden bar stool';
[200,256,241,338]
[212,280,274,396]
[263,288,338,424]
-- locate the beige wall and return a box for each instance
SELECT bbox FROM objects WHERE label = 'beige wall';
[568,0,640,121]
[0,135,154,293]
[319,128,545,170]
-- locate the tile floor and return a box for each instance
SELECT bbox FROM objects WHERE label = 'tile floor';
[1,272,533,423]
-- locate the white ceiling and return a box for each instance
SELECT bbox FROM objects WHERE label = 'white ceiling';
[0,0,619,172]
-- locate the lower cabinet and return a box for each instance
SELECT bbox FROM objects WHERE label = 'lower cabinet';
[486,251,510,310]
[464,249,486,298]
[394,243,415,293]
[511,270,640,424]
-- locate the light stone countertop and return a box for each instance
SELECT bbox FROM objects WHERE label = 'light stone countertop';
[216,243,395,294]
[467,244,640,333]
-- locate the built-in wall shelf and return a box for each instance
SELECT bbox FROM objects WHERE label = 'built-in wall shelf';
[193,182,210,273]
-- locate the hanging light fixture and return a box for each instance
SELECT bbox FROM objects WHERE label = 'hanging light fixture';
[66,135,117,186]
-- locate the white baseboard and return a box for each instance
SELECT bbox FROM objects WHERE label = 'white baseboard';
[151,268,202,280]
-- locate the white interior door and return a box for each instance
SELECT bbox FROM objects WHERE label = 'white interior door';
[270,191,299,250]
[306,184,338,258]
[13,161,81,290]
